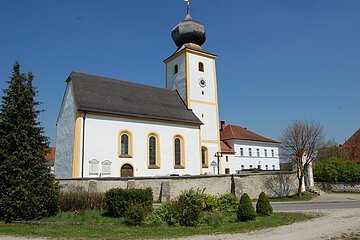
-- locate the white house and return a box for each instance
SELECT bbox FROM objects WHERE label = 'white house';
[220,123,281,174]
[54,8,280,178]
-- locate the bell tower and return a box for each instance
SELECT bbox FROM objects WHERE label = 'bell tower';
[164,4,220,174]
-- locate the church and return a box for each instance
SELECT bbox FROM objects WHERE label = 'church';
[54,6,280,179]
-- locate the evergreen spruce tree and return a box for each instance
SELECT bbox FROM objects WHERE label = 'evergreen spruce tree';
[256,192,273,216]
[0,62,59,223]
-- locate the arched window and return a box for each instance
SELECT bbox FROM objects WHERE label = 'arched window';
[118,130,132,157]
[201,147,208,167]
[147,134,161,168]
[89,159,99,176]
[174,135,185,168]
[121,134,129,155]
[149,136,156,165]
[198,62,204,72]
[173,64,178,74]
[102,160,111,176]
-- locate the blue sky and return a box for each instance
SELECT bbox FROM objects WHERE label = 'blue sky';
[1,0,359,145]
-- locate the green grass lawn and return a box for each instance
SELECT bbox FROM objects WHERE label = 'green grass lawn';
[268,192,317,202]
[0,211,316,239]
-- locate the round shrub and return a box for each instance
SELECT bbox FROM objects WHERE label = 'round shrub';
[237,193,256,222]
[256,192,273,216]
[218,193,239,213]
[124,204,146,226]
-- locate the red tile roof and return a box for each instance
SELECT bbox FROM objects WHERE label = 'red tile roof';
[342,128,360,163]
[220,124,280,144]
[45,147,56,161]
[220,141,235,154]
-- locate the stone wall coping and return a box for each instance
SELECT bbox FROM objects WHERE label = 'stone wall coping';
[56,171,295,181]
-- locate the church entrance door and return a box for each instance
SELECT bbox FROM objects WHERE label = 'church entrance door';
[121,164,134,177]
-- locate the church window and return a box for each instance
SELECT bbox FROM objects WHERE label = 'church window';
[198,62,204,72]
[201,146,208,167]
[202,91,204,95]
[148,133,160,168]
[174,64,178,74]
[89,159,99,176]
[118,130,132,157]
[174,135,185,168]
[101,160,111,176]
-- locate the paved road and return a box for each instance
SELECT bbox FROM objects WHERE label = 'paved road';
[271,200,360,211]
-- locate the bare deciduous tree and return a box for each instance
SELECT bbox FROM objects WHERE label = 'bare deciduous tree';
[281,120,325,195]
[265,173,295,197]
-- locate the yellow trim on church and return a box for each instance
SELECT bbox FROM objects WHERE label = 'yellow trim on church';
[71,112,82,178]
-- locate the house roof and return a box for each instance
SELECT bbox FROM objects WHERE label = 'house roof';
[68,72,202,125]
[342,128,360,163]
[220,124,280,144]
[45,147,56,162]
[220,141,235,154]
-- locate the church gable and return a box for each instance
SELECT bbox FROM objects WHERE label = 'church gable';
[68,72,202,125]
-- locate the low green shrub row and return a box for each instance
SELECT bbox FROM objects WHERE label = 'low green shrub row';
[314,158,360,183]
[59,191,106,212]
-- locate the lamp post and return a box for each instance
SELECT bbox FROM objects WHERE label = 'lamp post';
[214,152,222,174]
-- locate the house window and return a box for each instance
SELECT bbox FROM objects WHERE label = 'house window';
[198,62,204,72]
[118,130,132,157]
[173,64,178,74]
[201,147,208,167]
[174,135,185,168]
[240,148,244,156]
[241,165,245,170]
[202,91,204,95]
[265,165,268,170]
[264,149,268,157]
[225,168,230,174]
[249,164,253,169]
[257,148,260,157]
[272,165,275,170]
[226,156,229,162]
[149,136,156,165]
[249,148,252,157]
[89,159,99,175]
[257,165,261,170]
[102,160,111,176]
[271,149,274,157]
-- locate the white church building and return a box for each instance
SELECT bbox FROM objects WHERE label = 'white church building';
[54,7,280,179]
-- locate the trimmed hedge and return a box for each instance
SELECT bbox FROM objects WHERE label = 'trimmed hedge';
[60,191,106,212]
[105,188,153,217]
[237,193,256,222]
[314,158,360,183]
[256,192,273,216]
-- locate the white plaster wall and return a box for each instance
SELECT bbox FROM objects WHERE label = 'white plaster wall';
[191,102,218,141]
[222,140,280,173]
[188,53,216,103]
[166,54,186,102]
[201,142,220,175]
[82,114,201,177]
[54,82,76,179]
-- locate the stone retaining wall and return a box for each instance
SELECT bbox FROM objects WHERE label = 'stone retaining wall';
[58,171,297,201]
[315,182,360,193]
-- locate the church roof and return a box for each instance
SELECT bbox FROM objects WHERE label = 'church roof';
[342,128,360,163]
[68,72,202,125]
[220,124,280,144]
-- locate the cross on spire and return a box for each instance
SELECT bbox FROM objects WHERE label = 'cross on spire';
[184,0,190,14]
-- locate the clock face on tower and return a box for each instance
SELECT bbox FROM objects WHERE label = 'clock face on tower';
[199,78,207,88]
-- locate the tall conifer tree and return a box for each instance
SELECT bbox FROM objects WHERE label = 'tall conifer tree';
[0,62,59,223]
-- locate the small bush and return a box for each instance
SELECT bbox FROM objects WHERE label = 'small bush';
[60,191,106,212]
[200,212,225,227]
[105,188,153,217]
[256,192,273,216]
[201,194,219,212]
[151,200,179,226]
[218,193,239,212]
[177,189,203,227]
[237,193,256,222]
[251,169,260,173]
[124,204,146,226]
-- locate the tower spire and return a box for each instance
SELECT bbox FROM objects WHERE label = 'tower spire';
[184,0,190,14]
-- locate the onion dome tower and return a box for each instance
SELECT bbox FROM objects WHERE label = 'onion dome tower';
[171,4,206,49]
